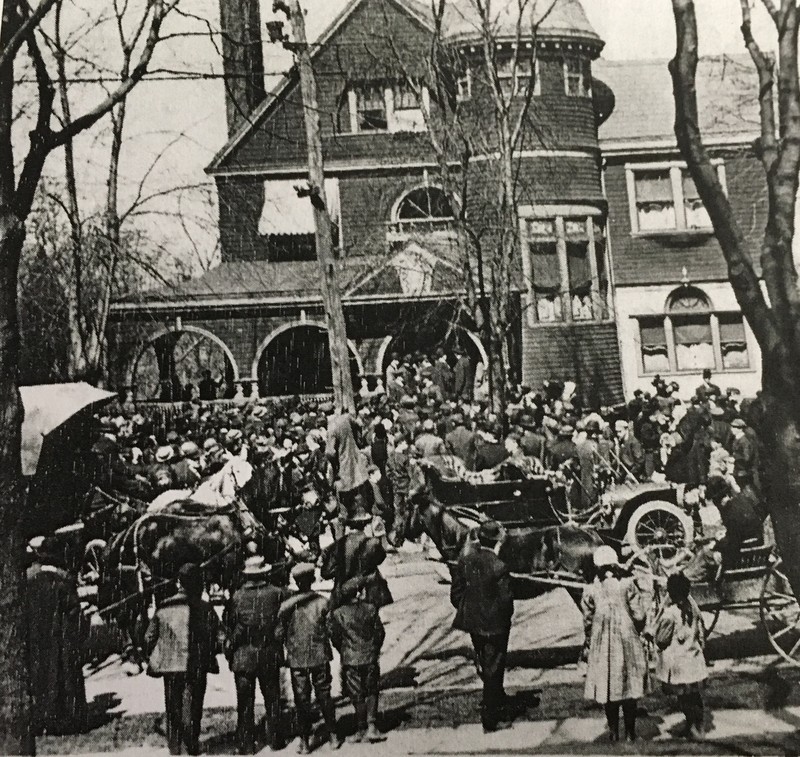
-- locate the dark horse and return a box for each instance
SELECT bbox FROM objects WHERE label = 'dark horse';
[98,487,286,668]
[411,486,603,603]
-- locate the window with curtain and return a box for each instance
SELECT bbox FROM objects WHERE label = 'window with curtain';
[629,162,723,233]
[719,313,750,368]
[636,286,751,375]
[639,317,670,373]
[523,214,608,324]
[528,221,562,322]
[635,170,676,230]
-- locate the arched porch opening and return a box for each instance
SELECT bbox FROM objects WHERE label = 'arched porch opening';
[255,323,361,396]
[131,327,238,401]
[378,323,487,377]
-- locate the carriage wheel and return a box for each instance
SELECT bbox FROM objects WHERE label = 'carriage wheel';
[760,559,800,667]
[78,538,107,587]
[625,501,693,557]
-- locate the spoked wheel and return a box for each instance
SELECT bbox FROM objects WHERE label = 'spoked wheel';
[760,559,800,666]
[78,538,107,588]
[625,501,693,556]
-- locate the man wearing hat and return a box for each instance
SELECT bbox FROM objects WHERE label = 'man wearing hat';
[446,414,478,470]
[224,555,289,753]
[145,563,221,755]
[321,504,392,610]
[414,418,447,459]
[26,536,87,736]
[453,346,474,402]
[450,520,514,733]
[730,417,759,490]
[325,410,370,519]
[431,347,454,401]
[277,564,340,753]
[149,446,177,493]
[172,442,203,488]
[475,422,509,471]
[704,476,762,569]
[546,425,578,471]
[696,369,722,402]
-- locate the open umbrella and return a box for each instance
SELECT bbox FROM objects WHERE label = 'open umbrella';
[21,382,117,477]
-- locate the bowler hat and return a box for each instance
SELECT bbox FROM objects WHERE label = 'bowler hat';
[346,504,373,527]
[291,562,316,582]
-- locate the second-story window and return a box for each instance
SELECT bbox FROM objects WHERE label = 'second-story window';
[521,210,608,324]
[391,185,456,235]
[627,161,725,234]
[354,83,387,131]
[564,56,591,97]
[346,80,428,134]
[496,56,540,98]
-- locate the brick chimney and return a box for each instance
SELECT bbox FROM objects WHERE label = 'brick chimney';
[218,0,267,136]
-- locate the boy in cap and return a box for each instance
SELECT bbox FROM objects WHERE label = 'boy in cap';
[277,563,340,753]
[328,577,386,743]
[145,563,221,755]
[224,556,289,753]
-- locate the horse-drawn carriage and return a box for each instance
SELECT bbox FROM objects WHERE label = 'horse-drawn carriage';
[416,456,800,666]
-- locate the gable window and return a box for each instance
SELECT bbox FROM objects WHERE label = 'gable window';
[627,161,725,233]
[635,286,750,374]
[345,80,429,134]
[456,67,472,102]
[354,83,387,131]
[564,56,591,97]
[520,207,609,324]
[391,185,456,235]
[497,56,540,98]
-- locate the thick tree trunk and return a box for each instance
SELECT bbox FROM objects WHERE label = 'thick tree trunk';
[0,213,33,754]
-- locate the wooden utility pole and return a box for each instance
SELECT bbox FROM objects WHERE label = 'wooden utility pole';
[273,0,355,413]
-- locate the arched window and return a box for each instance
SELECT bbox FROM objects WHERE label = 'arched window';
[667,287,714,371]
[395,186,455,223]
[635,285,750,376]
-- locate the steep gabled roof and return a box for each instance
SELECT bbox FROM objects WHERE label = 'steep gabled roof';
[596,54,760,150]
[206,0,433,175]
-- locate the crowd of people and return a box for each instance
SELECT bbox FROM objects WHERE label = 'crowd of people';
[25,346,770,752]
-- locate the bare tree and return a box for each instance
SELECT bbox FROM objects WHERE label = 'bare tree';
[0,0,181,750]
[669,0,800,594]
[378,0,557,412]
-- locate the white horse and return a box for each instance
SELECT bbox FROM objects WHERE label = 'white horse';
[147,457,254,512]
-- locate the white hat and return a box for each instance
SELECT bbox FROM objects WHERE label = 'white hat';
[155,445,174,463]
[242,555,271,575]
[593,545,619,568]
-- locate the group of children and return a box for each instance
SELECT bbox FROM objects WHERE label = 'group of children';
[582,545,708,742]
[146,558,386,755]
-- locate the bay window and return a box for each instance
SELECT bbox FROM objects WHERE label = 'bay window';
[520,207,609,324]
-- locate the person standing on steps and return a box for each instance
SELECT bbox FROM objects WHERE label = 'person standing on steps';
[581,546,651,743]
[450,520,514,733]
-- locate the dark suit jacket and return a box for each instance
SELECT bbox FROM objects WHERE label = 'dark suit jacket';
[453,356,474,400]
[224,580,288,673]
[451,548,513,636]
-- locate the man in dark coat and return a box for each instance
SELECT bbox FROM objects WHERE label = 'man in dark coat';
[26,539,87,736]
[546,425,578,470]
[321,506,392,609]
[475,424,509,471]
[277,563,340,753]
[145,563,220,755]
[446,414,478,470]
[695,368,722,401]
[705,477,763,569]
[326,412,370,518]
[451,521,514,733]
[431,348,454,400]
[452,347,474,402]
[224,556,289,753]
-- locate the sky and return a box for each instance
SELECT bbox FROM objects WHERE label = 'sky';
[18,0,775,278]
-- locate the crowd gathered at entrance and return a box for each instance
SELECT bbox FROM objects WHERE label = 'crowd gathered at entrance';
[25,341,769,753]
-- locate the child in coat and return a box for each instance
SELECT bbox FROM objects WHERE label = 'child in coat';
[276,563,340,754]
[654,573,708,739]
[328,575,386,743]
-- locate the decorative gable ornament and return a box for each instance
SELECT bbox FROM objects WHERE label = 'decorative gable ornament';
[391,243,437,295]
